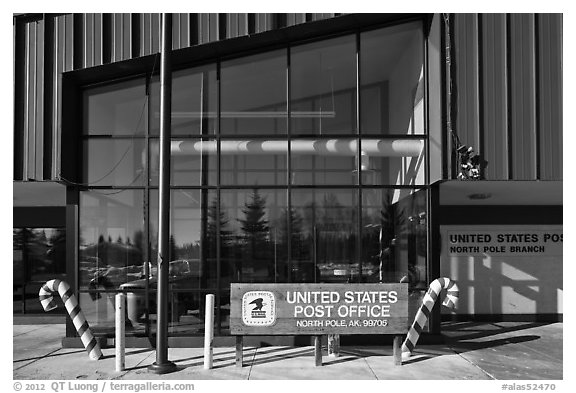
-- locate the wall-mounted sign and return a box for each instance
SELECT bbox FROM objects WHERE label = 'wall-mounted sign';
[230,283,408,335]
[447,229,563,256]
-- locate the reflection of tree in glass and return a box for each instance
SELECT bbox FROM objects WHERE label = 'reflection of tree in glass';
[206,197,232,252]
[278,208,307,259]
[169,234,177,260]
[379,194,405,282]
[238,189,270,259]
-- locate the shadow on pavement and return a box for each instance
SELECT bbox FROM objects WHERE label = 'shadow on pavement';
[441,321,551,341]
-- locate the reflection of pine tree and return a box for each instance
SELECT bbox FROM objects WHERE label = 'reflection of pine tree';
[279,208,307,260]
[206,197,232,253]
[169,234,177,261]
[238,189,270,259]
[133,231,144,253]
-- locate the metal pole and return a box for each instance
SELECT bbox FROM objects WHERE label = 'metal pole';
[203,294,215,369]
[148,12,176,375]
[115,293,126,372]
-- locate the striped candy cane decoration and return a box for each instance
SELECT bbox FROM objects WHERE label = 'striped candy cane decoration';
[401,277,459,360]
[39,279,103,360]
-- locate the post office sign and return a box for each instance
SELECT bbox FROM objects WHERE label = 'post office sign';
[230,283,409,335]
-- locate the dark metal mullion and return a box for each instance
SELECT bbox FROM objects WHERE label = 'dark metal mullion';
[286,45,292,283]
[215,59,222,334]
[144,74,152,338]
[356,31,363,282]
[423,20,432,288]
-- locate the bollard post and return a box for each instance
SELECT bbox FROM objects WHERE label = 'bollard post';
[204,294,215,370]
[393,335,402,366]
[314,335,322,367]
[235,336,243,368]
[328,334,340,357]
[115,293,126,372]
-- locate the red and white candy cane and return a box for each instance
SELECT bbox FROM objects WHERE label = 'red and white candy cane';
[39,279,103,360]
[401,277,459,360]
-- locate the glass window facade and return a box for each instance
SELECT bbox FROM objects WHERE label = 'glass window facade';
[79,20,428,336]
[13,228,67,314]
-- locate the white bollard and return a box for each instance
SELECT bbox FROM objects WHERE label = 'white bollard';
[115,293,126,372]
[204,294,215,370]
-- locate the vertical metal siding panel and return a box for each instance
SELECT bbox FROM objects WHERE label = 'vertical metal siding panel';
[72,14,84,70]
[141,14,148,55]
[295,13,306,25]
[200,14,209,44]
[509,14,537,180]
[481,14,508,180]
[123,13,131,60]
[538,14,563,180]
[55,16,65,178]
[113,13,120,62]
[151,13,160,53]
[228,13,238,39]
[85,14,94,68]
[64,14,74,72]
[22,22,30,179]
[209,13,218,42]
[27,22,37,180]
[36,19,44,180]
[238,13,248,37]
[173,13,181,49]
[181,14,190,48]
[42,15,54,180]
[256,14,269,33]
[14,19,24,180]
[94,13,102,66]
[454,14,480,152]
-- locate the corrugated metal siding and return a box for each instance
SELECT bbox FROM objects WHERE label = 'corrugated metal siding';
[537,13,563,180]
[451,13,562,180]
[509,14,537,180]
[453,14,480,158]
[480,14,508,180]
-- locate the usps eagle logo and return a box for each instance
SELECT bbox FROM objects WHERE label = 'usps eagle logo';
[242,291,276,326]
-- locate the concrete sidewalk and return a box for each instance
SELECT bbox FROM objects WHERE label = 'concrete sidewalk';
[13,322,562,380]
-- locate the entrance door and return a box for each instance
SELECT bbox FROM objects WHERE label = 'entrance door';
[13,228,67,314]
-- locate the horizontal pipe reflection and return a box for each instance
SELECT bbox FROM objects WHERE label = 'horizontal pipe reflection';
[169,139,423,157]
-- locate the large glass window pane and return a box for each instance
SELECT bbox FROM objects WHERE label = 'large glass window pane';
[149,139,217,186]
[290,138,358,185]
[220,139,287,185]
[150,66,217,135]
[149,190,218,287]
[79,190,145,290]
[360,138,426,185]
[291,189,358,283]
[361,22,425,135]
[149,190,218,334]
[291,35,356,135]
[220,189,288,285]
[221,50,287,135]
[84,78,147,135]
[13,228,67,314]
[83,139,146,186]
[362,188,427,288]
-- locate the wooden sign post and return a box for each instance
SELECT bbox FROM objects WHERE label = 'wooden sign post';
[231,283,409,367]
